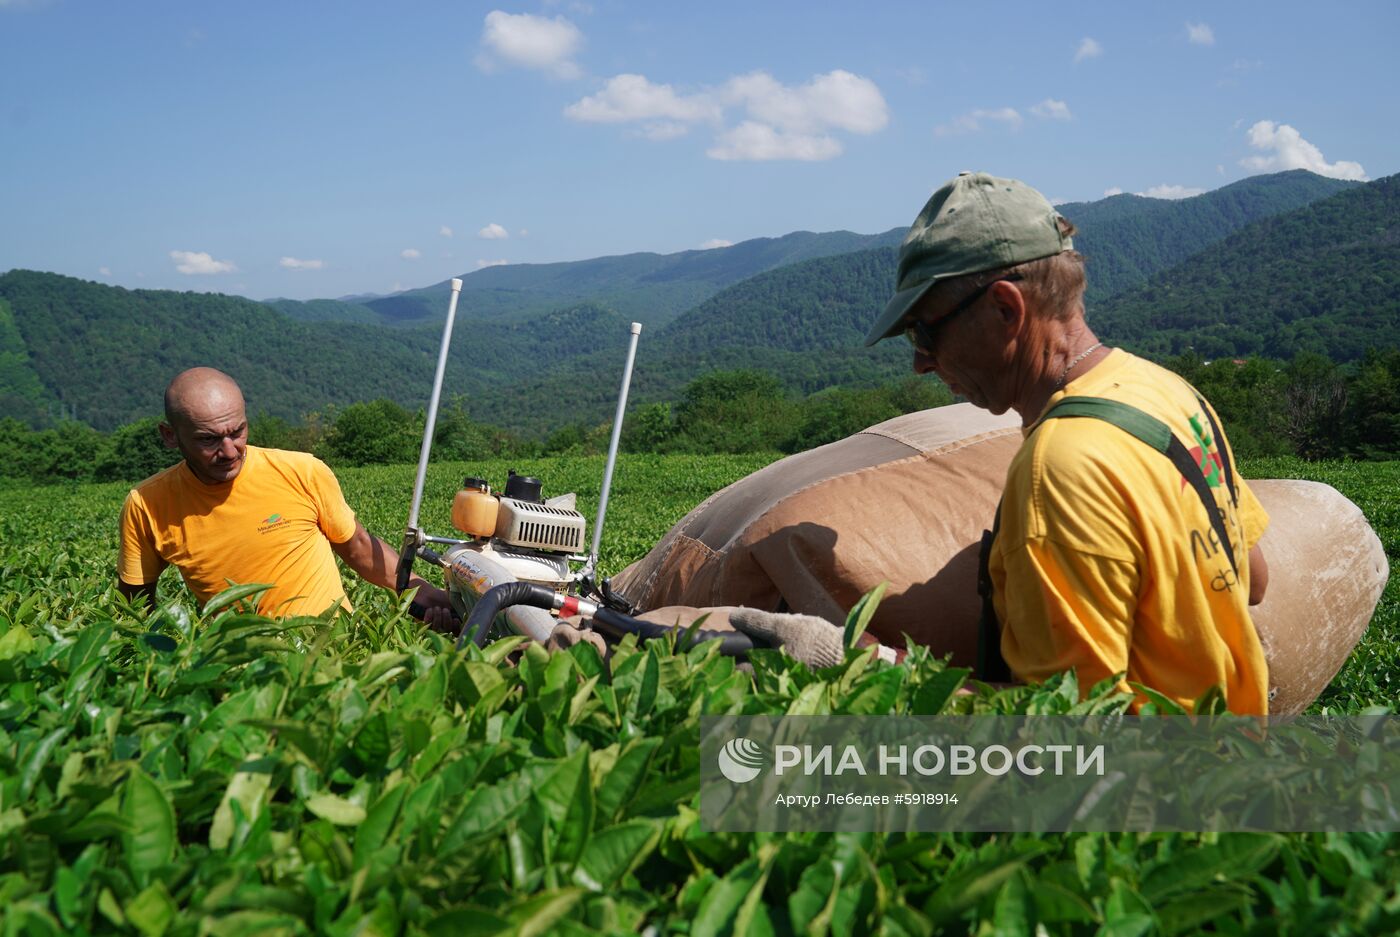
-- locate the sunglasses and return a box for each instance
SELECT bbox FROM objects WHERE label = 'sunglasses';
[904,273,1024,354]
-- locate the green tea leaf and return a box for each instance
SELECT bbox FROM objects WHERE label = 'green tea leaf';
[210,754,276,850]
[595,737,661,822]
[0,624,36,661]
[305,792,367,826]
[843,581,888,648]
[19,725,69,800]
[353,782,410,870]
[510,888,585,937]
[124,880,176,937]
[121,767,175,883]
[201,582,274,618]
[787,859,839,936]
[573,820,658,890]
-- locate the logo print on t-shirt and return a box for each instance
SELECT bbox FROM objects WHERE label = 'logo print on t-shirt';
[1183,413,1224,490]
[258,513,289,533]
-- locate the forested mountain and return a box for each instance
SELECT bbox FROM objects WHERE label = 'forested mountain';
[1092,173,1400,360]
[0,170,1389,436]
[272,169,1352,331]
[0,272,442,429]
[1060,170,1355,304]
[0,270,645,430]
[273,227,908,329]
[464,173,1386,434]
[264,297,380,325]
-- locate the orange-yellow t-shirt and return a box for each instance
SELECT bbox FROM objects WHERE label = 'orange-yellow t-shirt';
[119,446,358,617]
[990,350,1270,714]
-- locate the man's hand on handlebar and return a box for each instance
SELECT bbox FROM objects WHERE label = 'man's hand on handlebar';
[409,583,459,634]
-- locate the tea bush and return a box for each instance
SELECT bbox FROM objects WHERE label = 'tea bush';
[0,455,1397,934]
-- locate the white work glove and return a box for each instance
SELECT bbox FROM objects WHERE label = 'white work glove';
[729,608,845,669]
[545,623,610,659]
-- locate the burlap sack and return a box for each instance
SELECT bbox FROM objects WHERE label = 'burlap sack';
[612,404,1388,714]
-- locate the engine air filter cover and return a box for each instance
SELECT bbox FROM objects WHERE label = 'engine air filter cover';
[496,497,587,553]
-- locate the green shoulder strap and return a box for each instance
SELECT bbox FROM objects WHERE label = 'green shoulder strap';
[1042,395,1238,575]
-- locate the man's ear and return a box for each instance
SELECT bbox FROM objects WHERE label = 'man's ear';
[158,421,179,450]
[990,279,1027,335]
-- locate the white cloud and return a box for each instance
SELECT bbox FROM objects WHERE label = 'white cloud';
[1217,164,1226,175]
[478,223,510,240]
[699,238,732,250]
[476,259,509,269]
[1186,22,1215,46]
[401,248,421,260]
[707,122,842,161]
[440,225,454,238]
[1137,184,1206,200]
[1239,120,1367,180]
[637,121,690,141]
[723,69,888,135]
[1103,187,1125,197]
[518,228,529,237]
[567,68,887,162]
[279,256,324,270]
[477,10,582,79]
[1074,37,1103,63]
[98,266,111,276]
[1031,98,1072,120]
[170,250,236,275]
[934,107,1022,137]
[565,74,720,124]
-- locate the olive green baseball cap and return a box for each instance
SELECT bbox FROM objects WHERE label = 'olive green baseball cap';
[864,171,1073,345]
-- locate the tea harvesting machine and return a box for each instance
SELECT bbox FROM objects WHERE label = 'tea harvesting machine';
[393,279,752,656]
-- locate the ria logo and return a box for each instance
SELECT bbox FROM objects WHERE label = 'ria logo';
[718,738,766,783]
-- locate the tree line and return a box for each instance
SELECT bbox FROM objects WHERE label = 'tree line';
[2,349,1397,487]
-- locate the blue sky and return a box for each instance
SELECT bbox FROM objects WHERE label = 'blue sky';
[2,1,1395,301]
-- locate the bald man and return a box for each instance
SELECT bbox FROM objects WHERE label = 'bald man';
[118,367,455,624]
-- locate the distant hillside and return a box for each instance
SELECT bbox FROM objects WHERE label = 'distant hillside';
[0,270,644,431]
[1092,172,1400,360]
[0,171,1384,436]
[1058,169,1356,304]
[463,173,1380,434]
[265,297,381,325]
[273,228,907,329]
[0,272,442,430]
[277,170,1351,333]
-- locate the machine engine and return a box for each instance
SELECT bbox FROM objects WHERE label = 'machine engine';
[440,471,588,639]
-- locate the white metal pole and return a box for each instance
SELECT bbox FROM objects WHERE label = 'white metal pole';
[589,322,642,567]
[407,277,463,534]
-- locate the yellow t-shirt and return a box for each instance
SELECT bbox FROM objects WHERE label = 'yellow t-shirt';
[990,350,1270,714]
[119,445,359,618]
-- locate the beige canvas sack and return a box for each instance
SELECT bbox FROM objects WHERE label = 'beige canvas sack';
[613,403,1389,715]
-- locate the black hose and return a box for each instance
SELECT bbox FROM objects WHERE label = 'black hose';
[592,607,755,657]
[454,582,758,657]
[457,581,557,650]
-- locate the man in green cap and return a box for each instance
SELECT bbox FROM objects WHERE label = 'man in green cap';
[731,172,1272,714]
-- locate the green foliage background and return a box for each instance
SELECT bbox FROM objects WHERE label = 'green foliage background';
[0,454,1397,934]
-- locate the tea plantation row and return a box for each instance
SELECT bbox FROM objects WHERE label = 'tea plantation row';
[0,454,1397,935]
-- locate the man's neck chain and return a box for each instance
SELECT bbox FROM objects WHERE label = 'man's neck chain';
[1057,342,1104,387]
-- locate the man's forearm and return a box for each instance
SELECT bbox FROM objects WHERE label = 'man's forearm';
[332,525,444,598]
